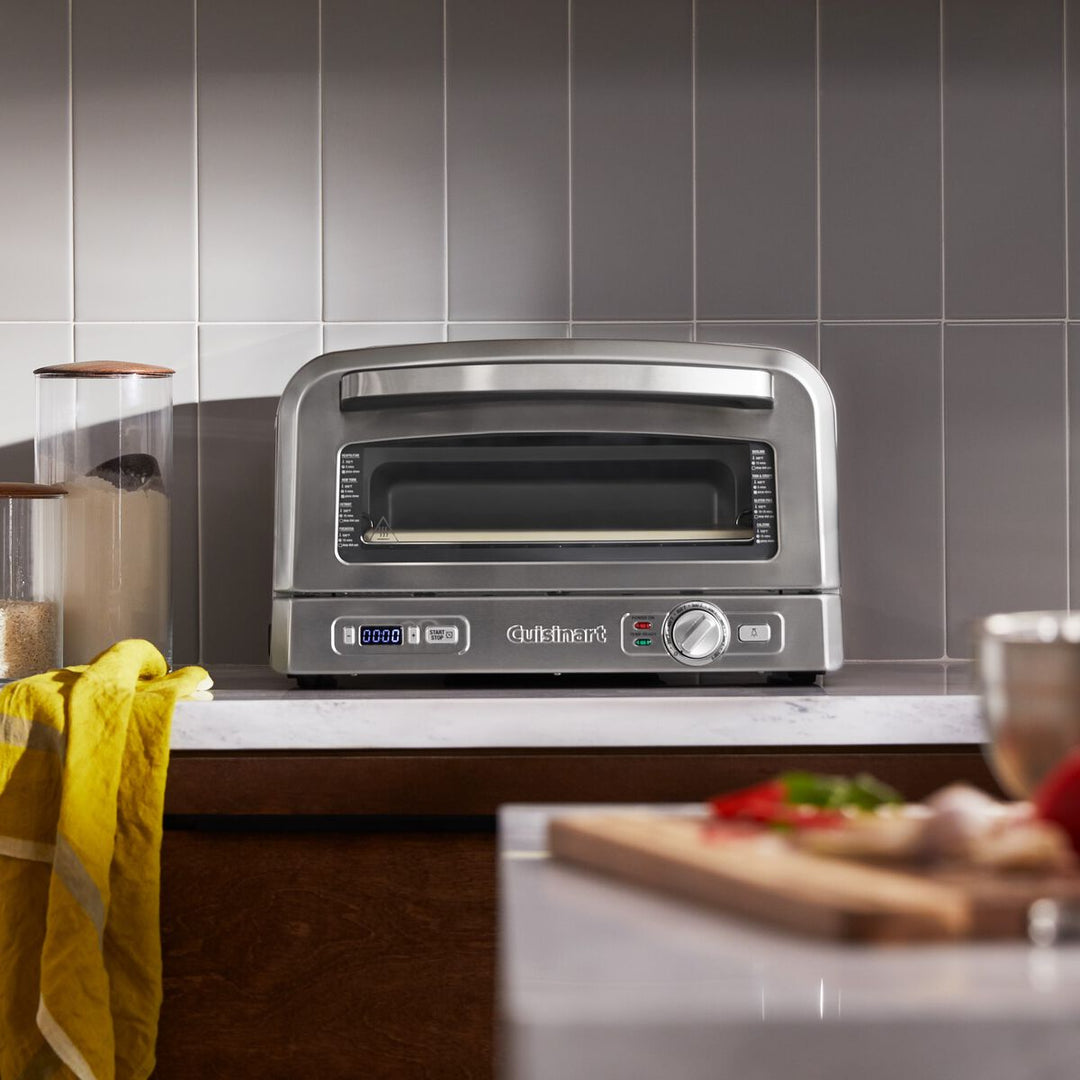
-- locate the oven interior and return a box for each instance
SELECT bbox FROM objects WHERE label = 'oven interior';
[337,434,778,562]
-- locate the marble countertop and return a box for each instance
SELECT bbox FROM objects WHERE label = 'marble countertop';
[170,662,984,752]
[498,805,1080,1080]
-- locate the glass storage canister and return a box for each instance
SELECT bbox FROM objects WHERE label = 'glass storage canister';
[35,361,173,667]
[0,482,66,682]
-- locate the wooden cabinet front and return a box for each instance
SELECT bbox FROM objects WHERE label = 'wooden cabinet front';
[154,746,998,1077]
[158,825,495,1079]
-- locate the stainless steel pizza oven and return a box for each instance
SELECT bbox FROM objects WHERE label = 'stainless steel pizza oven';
[271,339,842,683]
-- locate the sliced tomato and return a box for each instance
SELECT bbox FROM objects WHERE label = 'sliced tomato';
[708,780,785,820]
[708,780,845,829]
[1034,748,1080,854]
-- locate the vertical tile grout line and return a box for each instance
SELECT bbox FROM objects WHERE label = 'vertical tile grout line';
[443,0,450,341]
[939,0,949,660]
[1064,0,1072,610]
[317,0,325,356]
[67,0,75,357]
[567,0,574,338]
[193,0,204,665]
[193,2,201,330]
[1067,0,1072,325]
[690,0,697,342]
[814,0,822,367]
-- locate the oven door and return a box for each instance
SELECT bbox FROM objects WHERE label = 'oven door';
[277,344,837,595]
[337,433,775,560]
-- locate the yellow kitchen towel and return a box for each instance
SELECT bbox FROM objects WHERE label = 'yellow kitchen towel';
[0,639,211,1080]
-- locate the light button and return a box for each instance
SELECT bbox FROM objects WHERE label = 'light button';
[406,625,420,645]
[342,626,356,646]
[738,623,772,644]
[425,625,459,645]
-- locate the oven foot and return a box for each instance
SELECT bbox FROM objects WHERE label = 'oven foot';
[764,671,822,687]
[294,674,339,690]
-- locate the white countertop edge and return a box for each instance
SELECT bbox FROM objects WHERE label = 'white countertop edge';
[170,693,982,752]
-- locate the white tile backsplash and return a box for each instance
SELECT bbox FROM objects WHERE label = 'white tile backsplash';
[571,322,694,341]
[448,323,569,341]
[74,322,197,403]
[0,1,71,321]
[697,0,817,320]
[198,323,322,400]
[571,0,694,320]
[945,323,1069,656]
[322,322,446,352]
[0,323,71,471]
[696,322,819,365]
[322,0,445,322]
[72,0,196,321]
[197,0,320,322]
[447,0,570,321]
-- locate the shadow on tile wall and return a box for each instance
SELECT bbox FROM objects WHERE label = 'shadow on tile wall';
[0,437,32,486]
[198,398,280,666]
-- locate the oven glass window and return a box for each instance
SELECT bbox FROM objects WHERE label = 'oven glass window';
[337,435,777,562]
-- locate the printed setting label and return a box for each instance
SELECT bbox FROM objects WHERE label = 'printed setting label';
[337,449,366,559]
[749,445,777,550]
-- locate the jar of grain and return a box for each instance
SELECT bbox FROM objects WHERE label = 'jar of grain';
[0,483,65,682]
[35,361,173,666]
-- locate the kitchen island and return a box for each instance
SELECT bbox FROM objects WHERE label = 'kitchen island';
[499,805,1080,1080]
[155,663,992,1080]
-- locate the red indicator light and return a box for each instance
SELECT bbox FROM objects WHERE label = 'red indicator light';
[633,620,652,631]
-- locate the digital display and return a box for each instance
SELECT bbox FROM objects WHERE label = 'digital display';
[360,625,402,646]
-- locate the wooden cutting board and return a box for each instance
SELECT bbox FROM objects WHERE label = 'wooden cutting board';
[548,812,1080,943]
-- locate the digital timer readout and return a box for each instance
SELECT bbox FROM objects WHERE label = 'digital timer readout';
[360,625,403,646]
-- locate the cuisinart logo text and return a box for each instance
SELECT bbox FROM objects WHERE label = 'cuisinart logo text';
[506,623,608,645]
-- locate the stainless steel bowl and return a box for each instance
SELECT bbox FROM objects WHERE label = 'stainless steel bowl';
[977,611,1080,798]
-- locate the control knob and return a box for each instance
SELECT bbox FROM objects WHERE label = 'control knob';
[663,602,730,666]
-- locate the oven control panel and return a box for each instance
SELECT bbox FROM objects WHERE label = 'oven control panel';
[331,616,470,656]
[329,607,781,664]
[621,607,783,663]
[282,594,821,675]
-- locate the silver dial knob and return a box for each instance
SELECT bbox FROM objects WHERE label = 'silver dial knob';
[663,602,730,666]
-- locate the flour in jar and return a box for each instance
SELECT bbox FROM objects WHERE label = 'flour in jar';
[0,600,59,680]
[63,457,170,664]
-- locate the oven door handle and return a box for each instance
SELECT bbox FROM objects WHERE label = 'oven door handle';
[340,362,774,410]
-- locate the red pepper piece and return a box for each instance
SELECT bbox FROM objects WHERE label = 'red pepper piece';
[1034,748,1080,854]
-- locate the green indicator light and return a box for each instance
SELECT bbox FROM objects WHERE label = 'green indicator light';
[634,637,652,647]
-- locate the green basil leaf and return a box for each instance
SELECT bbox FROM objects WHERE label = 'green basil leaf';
[779,771,902,811]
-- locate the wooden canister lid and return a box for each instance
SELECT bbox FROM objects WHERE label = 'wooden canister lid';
[0,482,67,498]
[33,360,174,378]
